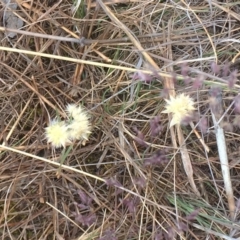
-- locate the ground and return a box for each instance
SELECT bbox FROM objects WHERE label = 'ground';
[0,0,240,239]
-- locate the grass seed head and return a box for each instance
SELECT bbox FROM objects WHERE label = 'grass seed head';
[162,93,195,127]
[66,104,91,141]
[45,104,91,148]
[68,118,91,141]
[45,119,70,148]
[66,104,84,120]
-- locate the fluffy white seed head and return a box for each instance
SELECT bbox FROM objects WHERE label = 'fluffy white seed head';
[45,119,70,148]
[68,119,91,141]
[66,104,91,141]
[45,104,91,148]
[162,93,195,127]
[66,104,84,121]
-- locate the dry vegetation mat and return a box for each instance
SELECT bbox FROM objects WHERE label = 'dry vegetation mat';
[1,0,240,239]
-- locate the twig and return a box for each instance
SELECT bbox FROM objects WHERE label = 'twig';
[177,124,200,196]
[210,89,235,219]
[189,122,210,152]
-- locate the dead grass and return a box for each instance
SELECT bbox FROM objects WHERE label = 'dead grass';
[1,0,240,239]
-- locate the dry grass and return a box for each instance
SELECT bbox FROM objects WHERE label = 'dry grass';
[1,0,240,239]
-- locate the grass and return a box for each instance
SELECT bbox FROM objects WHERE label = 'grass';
[1,0,240,239]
